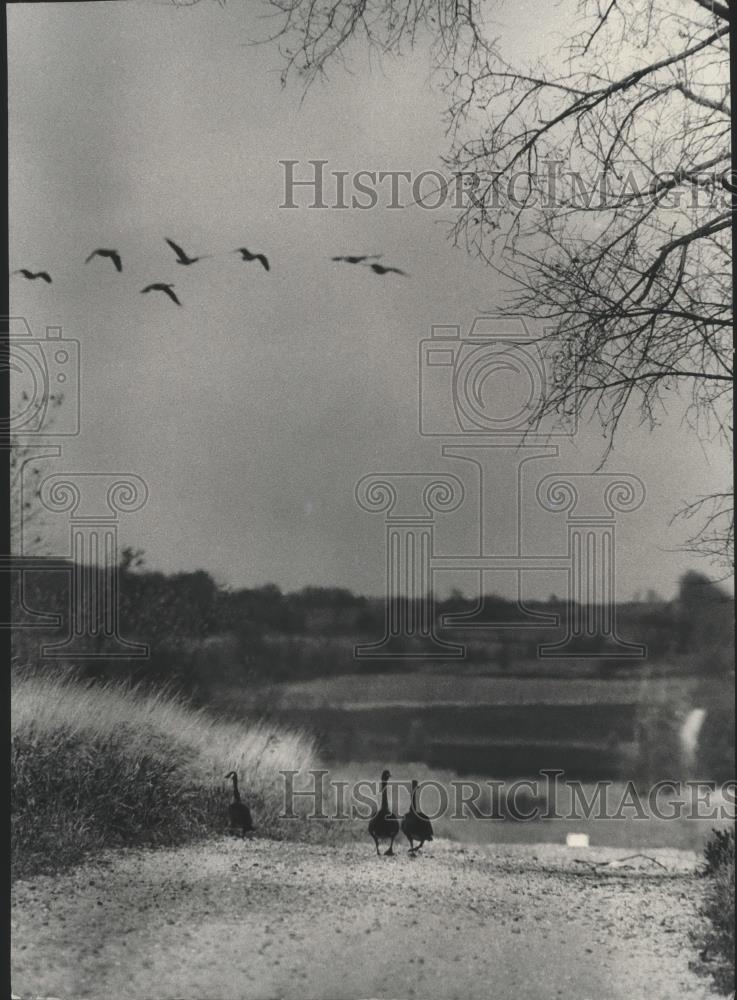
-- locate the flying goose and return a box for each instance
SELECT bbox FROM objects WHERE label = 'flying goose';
[12,269,52,283]
[331,254,382,264]
[366,262,407,276]
[164,237,209,266]
[140,282,181,305]
[233,247,270,271]
[85,248,122,272]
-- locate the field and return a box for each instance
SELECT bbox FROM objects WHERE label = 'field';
[249,672,702,708]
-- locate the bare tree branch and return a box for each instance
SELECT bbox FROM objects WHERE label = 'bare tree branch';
[260,0,733,566]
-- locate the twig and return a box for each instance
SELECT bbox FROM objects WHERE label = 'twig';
[616,853,668,870]
[573,853,668,871]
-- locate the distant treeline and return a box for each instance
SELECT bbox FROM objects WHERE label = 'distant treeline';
[11,553,734,697]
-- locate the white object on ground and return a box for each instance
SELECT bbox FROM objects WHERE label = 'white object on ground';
[680,707,707,771]
[566,832,590,848]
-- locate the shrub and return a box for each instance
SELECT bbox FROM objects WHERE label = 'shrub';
[691,826,735,996]
[702,826,736,878]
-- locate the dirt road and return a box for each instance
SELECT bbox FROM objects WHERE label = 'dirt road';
[12,838,711,1000]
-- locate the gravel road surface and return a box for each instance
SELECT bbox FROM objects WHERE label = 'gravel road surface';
[12,838,711,1000]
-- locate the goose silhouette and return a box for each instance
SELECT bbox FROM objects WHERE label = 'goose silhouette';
[164,237,209,266]
[85,248,122,272]
[366,262,407,276]
[233,247,270,271]
[12,269,51,283]
[331,254,382,264]
[224,771,255,838]
[141,282,181,305]
[368,769,400,856]
[401,779,434,854]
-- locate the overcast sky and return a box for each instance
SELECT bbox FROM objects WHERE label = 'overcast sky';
[8,0,731,600]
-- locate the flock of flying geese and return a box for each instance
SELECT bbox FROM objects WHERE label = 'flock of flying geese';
[12,241,408,306]
[226,767,433,856]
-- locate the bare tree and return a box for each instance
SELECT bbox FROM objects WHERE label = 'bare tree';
[175,0,732,564]
[444,2,732,444]
[254,0,732,567]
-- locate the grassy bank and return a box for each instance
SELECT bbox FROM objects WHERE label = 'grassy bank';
[11,669,319,879]
[11,669,731,881]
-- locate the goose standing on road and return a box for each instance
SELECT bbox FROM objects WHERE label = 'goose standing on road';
[225,771,254,838]
[368,769,400,856]
[401,779,434,854]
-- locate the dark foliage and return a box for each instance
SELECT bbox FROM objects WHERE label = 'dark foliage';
[691,826,735,996]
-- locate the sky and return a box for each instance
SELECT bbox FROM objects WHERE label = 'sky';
[8,0,732,601]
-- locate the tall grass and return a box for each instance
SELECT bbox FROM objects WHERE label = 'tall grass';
[11,668,318,878]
